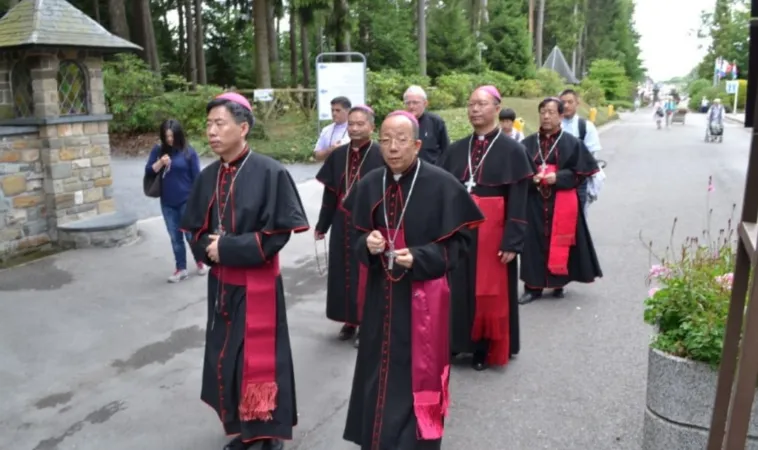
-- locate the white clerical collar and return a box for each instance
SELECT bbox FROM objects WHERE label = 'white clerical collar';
[393,173,402,181]
[477,135,486,141]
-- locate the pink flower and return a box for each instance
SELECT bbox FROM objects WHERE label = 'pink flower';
[648,287,660,298]
[715,273,734,290]
[649,264,671,279]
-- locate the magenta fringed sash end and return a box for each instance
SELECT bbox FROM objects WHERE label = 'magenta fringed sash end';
[411,277,451,441]
[239,381,278,422]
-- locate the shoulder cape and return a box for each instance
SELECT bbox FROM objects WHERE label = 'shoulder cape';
[345,161,484,243]
[522,132,599,176]
[440,133,533,187]
[181,152,310,235]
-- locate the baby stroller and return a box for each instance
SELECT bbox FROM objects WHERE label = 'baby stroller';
[705,121,723,143]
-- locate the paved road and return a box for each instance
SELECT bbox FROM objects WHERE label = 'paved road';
[0,110,750,450]
[111,156,320,221]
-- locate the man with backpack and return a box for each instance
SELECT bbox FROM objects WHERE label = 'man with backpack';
[559,89,603,216]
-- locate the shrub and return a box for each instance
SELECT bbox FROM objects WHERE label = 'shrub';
[642,180,737,368]
[609,100,635,111]
[586,59,632,101]
[687,79,712,101]
[366,70,430,121]
[103,54,163,133]
[436,72,477,107]
[578,78,606,106]
[514,79,542,98]
[472,70,518,97]
[534,68,564,97]
[426,87,456,110]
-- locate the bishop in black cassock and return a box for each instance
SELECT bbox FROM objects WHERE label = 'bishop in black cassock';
[439,85,533,371]
[315,105,384,347]
[343,110,484,450]
[519,97,603,305]
[181,93,309,450]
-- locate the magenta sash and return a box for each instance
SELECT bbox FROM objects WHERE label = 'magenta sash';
[378,226,451,440]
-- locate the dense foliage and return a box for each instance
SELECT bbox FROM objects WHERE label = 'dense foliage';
[643,183,738,368]
[104,54,620,161]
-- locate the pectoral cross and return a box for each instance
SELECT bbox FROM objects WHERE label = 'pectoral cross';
[385,244,396,270]
[215,226,226,236]
[465,177,476,193]
[541,163,547,174]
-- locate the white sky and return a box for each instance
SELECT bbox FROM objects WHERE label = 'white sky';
[634,0,713,81]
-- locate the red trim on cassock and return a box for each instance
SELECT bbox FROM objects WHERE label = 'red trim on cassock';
[543,164,577,275]
[377,226,450,440]
[470,195,510,366]
[211,258,281,423]
[357,264,368,322]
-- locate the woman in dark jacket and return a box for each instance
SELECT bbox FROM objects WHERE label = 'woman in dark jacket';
[145,119,207,282]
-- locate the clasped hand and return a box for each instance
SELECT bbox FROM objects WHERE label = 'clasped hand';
[206,234,220,263]
[533,171,556,185]
[366,230,413,268]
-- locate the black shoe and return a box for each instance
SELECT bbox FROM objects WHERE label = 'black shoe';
[338,324,357,341]
[263,439,284,450]
[552,288,565,298]
[472,351,488,371]
[518,292,542,305]
[223,437,246,450]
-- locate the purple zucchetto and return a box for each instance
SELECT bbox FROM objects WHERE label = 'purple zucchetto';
[215,92,253,112]
[475,85,502,101]
[386,110,419,127]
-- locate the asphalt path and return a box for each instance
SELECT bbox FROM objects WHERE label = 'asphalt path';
[0,110,750,450]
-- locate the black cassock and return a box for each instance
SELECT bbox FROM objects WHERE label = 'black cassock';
[438,128,532,362]
[315,141,384,325]
[520,130,603,290]
[180,149,310,443]
[342,160,484,450]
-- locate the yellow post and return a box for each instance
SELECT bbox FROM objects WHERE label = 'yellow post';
[589,107,597,123]
[608,104,615,117]
[513,117,525,132]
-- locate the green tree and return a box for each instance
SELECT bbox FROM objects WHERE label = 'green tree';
[696,0,749,80]
[482,0,535,79]
[427,0,481,78]
[587,58,631,100]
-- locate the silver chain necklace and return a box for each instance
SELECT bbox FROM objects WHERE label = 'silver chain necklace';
[343,142,373,200]
[381,159,421,271]
[536,130,564,171]
[214,151,251,235]
[466,129,501,192]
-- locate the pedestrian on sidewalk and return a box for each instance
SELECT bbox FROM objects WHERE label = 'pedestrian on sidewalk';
[181,92,310,450]
[144,119,208,283]
[314,105,384,348]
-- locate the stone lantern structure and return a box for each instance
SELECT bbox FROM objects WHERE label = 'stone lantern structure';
[0,0,142,260]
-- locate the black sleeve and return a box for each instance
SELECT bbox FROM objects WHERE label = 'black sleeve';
[409,232,469,281]
[500,177,530,253]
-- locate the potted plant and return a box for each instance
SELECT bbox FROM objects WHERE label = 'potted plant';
[640,180,758,449]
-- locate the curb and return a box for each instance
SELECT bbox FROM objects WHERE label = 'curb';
[725,115,746,125]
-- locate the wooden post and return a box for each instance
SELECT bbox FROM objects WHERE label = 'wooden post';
[706,8,758,449]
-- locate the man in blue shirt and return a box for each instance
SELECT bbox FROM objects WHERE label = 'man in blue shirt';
[559,89,602,216]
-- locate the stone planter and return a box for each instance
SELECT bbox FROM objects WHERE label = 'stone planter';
[643,347,758,449]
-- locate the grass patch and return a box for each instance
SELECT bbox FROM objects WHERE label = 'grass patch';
[191,97,618,162]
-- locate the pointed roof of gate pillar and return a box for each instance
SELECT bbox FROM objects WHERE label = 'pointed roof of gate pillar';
[0,0,142,51]
[542,46,580,84]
